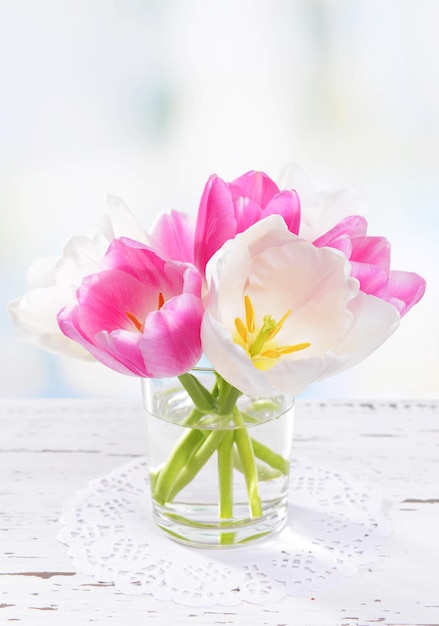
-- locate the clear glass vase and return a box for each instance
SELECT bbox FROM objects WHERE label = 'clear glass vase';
[142,367,294,548]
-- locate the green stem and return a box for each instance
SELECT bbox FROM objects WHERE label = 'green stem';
[218,430,234,519]
[232,449,283,481]
[166,429,227,502]
[233,408,263,518]
[250,437,289,475]
[218,430,235,545]
[160,374,242,502]
[153,427,206,504]
[151,375,221,505]
[178,373,217,412]
[216,376,242,414]
[152,371,267,527]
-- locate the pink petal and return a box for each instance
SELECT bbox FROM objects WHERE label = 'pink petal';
[349,261,388,294]
[94,328,151,376]
[138,293,203,376]
[350,236,391,272]
[313,215,368,250]
[376,270,426,316]
[233,196,263,232]
[73,270,155,338]
[58,304,142,375]
[99,238,186,299]
[194,175,237,273]
[148,210,195,264]
[229,170,280,208]
[263,190,301,234]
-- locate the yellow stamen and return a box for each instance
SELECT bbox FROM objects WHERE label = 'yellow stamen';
[267,308,292,340]
[244,294,255,333]
[233,295,311,370]
[281,342,311,353]
[234,317,248,343]
[262,343,311,359]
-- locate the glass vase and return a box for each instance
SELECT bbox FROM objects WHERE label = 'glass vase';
[142,367,294,548]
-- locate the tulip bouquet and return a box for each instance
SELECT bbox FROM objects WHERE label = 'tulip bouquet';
[9,166,426,545]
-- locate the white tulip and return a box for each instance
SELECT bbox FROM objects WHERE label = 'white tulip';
[201,215,400,397]
[8,196,147,359]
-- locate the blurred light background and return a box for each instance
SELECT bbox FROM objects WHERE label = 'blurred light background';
[1,0,437,399]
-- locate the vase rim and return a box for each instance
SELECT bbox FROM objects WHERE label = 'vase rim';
[191,365,215,373]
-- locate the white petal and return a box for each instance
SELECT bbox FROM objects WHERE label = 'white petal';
[276,163,314,196]
[277,164,368,242]
[299,185,368,242]
[27,257,58,289]
[8,287,93,359]
[106,195,149,243]
[328,292,400,374]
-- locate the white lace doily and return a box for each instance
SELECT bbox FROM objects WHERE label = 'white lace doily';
[57,457,391,606]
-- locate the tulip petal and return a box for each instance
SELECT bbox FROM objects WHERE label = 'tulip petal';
[27,257,58,289]
[263,190,301,234]
[350,236,390,271]
[313,215,368,253]
[138,294,204,377]
[58,304,140,375]
[349,262,388,294]
[194,175,237,273]
[376,270,426,315]
[74,270,156,337]
[232,196,262,232]
[299,185,368,242]
[277,163,314,196]
[329,291,401,371]
[9,285,93,359]
[229,170,280,208]
[148,210,195,264]
[99,238,179,296]
[106,195,149,242]
[57,234,112,285]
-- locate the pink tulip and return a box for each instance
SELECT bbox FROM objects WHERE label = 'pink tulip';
[313,216,426,315]
[280,165,426,316]
[57,238,204,377]
[194,170,301,275]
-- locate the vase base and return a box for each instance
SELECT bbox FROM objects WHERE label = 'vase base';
[151,497,288,548]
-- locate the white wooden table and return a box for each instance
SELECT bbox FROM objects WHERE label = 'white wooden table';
[1,398,438,625]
